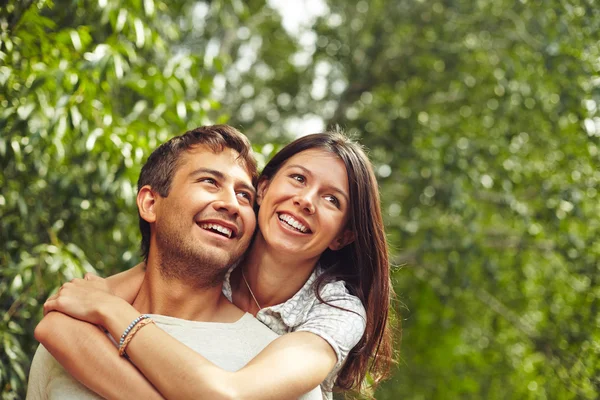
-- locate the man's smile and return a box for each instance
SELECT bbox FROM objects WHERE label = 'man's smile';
[196,219,239,239]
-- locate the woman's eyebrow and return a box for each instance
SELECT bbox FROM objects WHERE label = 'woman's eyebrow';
[284,164,312,176]
[285,164,349,203]
[328,186,349,203]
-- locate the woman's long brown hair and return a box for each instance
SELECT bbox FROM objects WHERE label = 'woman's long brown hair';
[260,131,395,393]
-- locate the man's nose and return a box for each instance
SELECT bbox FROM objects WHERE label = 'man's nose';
[213,189,240,216]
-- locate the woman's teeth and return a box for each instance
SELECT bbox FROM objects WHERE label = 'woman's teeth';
[278,214,308,233]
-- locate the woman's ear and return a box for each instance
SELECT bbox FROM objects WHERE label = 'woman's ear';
[256,179,271,206]
[137,185,158,223]
[328,229,355,251]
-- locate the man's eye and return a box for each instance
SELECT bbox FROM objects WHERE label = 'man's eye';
[290,174,305,183]
[237,192,252,202]
[199,178,217,185]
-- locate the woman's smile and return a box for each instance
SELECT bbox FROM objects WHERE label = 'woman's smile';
[276,212,311,234]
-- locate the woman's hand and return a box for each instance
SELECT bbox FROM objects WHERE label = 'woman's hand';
[44,277,128,326]
[106,262,146,303]
[83,273,113,293]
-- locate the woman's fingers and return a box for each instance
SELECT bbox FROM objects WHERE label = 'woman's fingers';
[84,272,101,281]
[43,296,67,316]
[42,282,112,325]
[77,273,111,292]
[46,293,58,302]
[43,277,107,317]
[43,299,52,316]
[43,298,57,315]
[64,275,110,292]
[41,273,124,325]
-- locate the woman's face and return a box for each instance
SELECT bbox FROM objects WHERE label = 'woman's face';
[256,148,353,261]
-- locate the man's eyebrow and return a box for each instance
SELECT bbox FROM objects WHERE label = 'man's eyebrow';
[190,168,256,197]
[190,167,224,179]
[284,164,349,203]
[238,182,257,198]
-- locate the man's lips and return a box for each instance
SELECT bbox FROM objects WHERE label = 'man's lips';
[196,220,239,239]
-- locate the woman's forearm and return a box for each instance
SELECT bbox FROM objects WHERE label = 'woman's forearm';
[35,312,164,400]
[106,262,146,302]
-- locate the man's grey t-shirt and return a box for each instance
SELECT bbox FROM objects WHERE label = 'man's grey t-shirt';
[27,313,321,399]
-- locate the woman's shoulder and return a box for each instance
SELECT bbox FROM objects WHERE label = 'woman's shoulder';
[313,269,366,316]
[310,280,367,322]
[257,267,365,331]
[286,266,367,328]
[318,278,361,301]
[294,267,366,316]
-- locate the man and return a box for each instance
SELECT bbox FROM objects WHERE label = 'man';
[27,125,321,399]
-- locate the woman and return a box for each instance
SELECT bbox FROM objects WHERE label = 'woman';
[39,131,394,399]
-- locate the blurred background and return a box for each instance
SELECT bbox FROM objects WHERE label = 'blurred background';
[1,0,599,398]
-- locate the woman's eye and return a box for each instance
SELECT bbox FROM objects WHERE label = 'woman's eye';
[290,174,305,183]
[325,195,340,207]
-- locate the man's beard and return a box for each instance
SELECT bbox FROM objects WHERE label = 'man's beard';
[155,226,234,289]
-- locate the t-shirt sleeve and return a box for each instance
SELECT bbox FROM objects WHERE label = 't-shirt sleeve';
[294,283,367,370]
[26,345,53,400]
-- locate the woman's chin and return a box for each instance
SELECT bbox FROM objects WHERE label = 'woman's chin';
[270,241,326,263]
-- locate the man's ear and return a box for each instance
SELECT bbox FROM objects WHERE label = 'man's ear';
[328,229,355,251]
[256,178,271,206]
[137,185,158,223]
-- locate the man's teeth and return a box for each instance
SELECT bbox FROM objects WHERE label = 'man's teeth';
[278,214,308,233]
[199,223,233,238]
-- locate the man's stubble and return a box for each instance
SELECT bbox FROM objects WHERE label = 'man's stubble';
[154,214,244,289]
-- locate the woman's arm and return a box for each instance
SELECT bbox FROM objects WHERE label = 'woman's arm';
[124,326,335,399]
[34,312,164,400]
[35,264,153,400]
[104,262,146,302]
[44,281,336,400]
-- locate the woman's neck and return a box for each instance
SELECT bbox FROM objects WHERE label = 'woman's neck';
[232,233,318,313]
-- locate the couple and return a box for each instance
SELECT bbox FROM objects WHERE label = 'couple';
[27,125,393,399]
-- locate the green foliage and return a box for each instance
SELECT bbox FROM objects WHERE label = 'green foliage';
[296,1,599,398]
[2,0,599,399]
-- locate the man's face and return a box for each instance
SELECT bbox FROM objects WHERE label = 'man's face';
[150,145,257,284]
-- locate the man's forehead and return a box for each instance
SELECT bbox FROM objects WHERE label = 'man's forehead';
[178,146,253,184]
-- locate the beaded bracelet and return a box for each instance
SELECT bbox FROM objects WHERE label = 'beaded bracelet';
[118,318,155,357]
[119,314,149,350]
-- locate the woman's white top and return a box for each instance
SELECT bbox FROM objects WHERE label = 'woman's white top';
[222,264,367,399]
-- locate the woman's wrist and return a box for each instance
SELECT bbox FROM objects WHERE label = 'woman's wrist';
[98,297,142,340]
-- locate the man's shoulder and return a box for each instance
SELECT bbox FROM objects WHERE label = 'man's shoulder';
[153,312,278,342]
[27,345,103,400]
[151,313,279,372]
[235,313,279,337]
[27,345,57,400]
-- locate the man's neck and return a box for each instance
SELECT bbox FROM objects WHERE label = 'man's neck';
[133,256,243,323]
